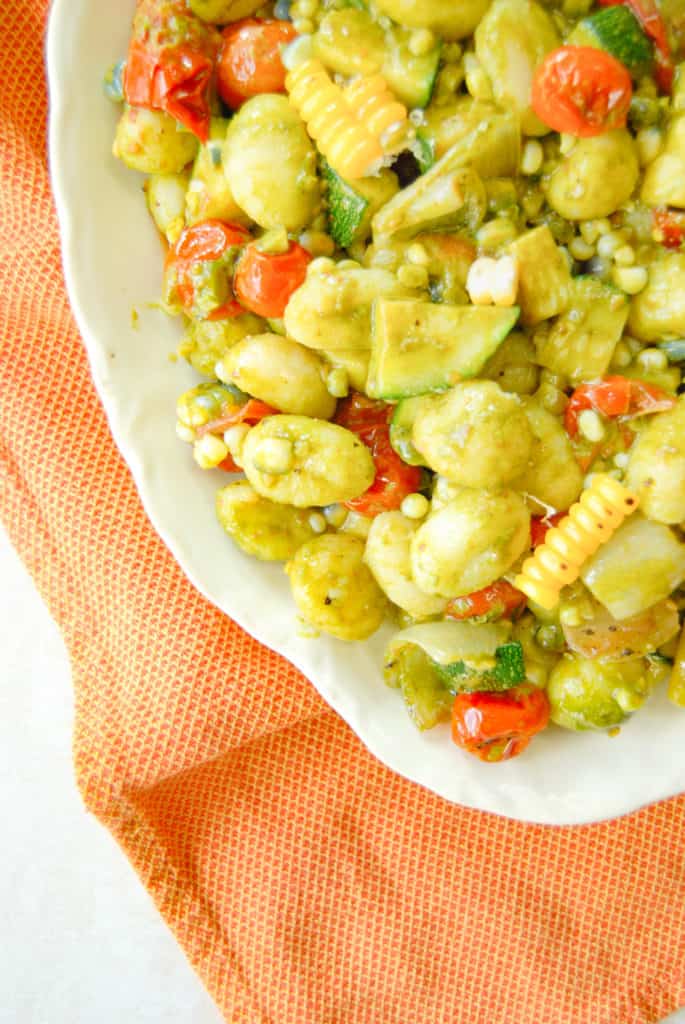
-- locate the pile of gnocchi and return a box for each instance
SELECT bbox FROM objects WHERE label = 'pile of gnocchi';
[109,0,685,761]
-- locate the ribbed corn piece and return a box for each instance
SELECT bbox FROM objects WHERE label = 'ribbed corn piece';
[515,474,639,610]
[344,74,407,148]
[286,59,382,180]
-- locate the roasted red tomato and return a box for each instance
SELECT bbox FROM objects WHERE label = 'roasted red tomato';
[234,242,311,318]
[218,18,297,109]
[451,685,551,763]
[531,46,632,137]
[164,220,252,319]
[335,393,423,518]
[446,580,527,623]
[564,376,676,437]
[124,0,220,141]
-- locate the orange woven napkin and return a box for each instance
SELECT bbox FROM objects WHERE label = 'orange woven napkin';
[2,3,685,1021]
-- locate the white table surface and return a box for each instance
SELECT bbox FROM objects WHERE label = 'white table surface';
[2,520,684,1024]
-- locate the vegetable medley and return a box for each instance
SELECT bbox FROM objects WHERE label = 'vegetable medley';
[109,0,685,763]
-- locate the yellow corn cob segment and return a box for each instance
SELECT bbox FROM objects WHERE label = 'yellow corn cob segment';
[344,74,408,146]
[514,474,639,610]
[286,59,382,180]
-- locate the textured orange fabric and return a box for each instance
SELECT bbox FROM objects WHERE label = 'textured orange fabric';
[2,4,685,1022]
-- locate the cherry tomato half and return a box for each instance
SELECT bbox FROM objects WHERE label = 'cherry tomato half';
[234,242,312,319]
[218,18,297,110]
[564,375,676,437]
[531,46,633,137]
[446,580,527,623]
[451,684,550,763]
[164,220,252,319]
[335,394,423,518]
[124,0,220,140]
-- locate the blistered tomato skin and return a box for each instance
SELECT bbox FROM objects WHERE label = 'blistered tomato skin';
[531,46,632,137]
[217,18,297,109]
[451,685,551,762]
[234,242,312,319]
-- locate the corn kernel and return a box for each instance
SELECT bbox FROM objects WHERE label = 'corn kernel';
[251,437,295,475]
[398,263,429,289]
[636,127,663,166]
[308,512,327,534]
[409,28,436,56]
[400,493,430,520]
[612,265,648,295]
[476,218,518,251]
[597,231,626,260]
[193,434,229,470]
[176,421,196,444]
[636,346,669,371]
[406,242,430,266]
[569,236,595,261]
[613,244,635,267]
[520,140,543,176]
[559,133,576,156]
[466,254,519,306]
[579,220,601,245]
[323,504,348,528]
[223,423,251,465]
[578,409,606,443]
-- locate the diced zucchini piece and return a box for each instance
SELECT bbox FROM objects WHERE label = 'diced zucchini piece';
[568,6,654,79]
[493,642,526,685]
[534,277,629,383]
[382,25,442,109]
[628,253,685,341]
[581,515,685,620]
[389,396,431,465]
[414,99,502,173]
[436,641,526,691]
[367,299,520,399]
[414,134,435,174]
[506,225,571,325]
[372,166,487,241]
[384,644,453,731]
[324,164,399,248]
[373,109,520,239]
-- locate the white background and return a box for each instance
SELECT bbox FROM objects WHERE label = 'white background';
[1,520,683,1024]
